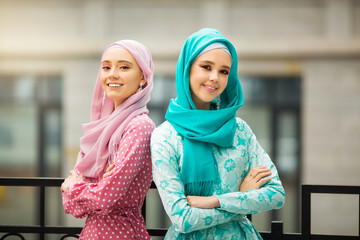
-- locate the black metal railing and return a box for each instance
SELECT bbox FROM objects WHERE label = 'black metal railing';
[301,185,360,240]
[0,177,358,240]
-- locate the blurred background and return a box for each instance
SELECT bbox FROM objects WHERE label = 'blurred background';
[0,0,359,239]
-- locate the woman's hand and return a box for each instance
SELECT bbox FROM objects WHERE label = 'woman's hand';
[186,196,220,209]
[61,170,83,193]
[239,166,272,192]
[103,162,115,179]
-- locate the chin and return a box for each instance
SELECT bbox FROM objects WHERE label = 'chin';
[202,96,216,103]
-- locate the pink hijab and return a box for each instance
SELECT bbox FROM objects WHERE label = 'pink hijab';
[74,40,154,180]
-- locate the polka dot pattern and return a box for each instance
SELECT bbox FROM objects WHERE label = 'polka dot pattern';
[63,114,155,240]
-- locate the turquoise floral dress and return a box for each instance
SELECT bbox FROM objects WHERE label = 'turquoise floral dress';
[151,118,285,240]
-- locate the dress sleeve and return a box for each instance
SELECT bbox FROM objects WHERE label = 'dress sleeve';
[62,119,154,218]
[215,121,285,215]
[150,126,237,234]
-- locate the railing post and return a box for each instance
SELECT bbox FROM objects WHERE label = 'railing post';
[39,186,45,240]
[270,221,283,240]
[141,195,146,221]
[301,185,311,240]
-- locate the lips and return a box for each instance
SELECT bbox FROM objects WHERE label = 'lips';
[107,83,123,88]
[203,84,218,92]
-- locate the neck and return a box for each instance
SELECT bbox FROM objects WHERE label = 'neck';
[194,101,210,110]
[191,93,210,110]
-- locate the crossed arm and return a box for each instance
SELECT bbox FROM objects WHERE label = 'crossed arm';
[186,166,272,209]
[150,121,285,234]
[61,120,154,218]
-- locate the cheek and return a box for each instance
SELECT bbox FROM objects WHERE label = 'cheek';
[189,77,201,95]
[125,72,141,83]
[189,71,205,88]
[220,77,228,90]
[189,76,196,90]
[99,75,107,88]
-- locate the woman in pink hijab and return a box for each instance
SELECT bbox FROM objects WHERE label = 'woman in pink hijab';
[61,40,155,240]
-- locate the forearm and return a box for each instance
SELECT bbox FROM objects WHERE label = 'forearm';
[151,127,239,234]
[186,196,220,209]
[62,182,93,218]
[216,181,285,214]
[162,195,237,234]
[63,123,153,215]
[154,164,236,233]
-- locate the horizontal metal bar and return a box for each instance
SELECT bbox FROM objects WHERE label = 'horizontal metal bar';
[0,226,82,234]
[261,232,302,240]
[0,226,168,236]
[0,178,358,239]
[302,185,360,195]
[282,234,303,240]
[146,228,167,236]
[310,234,360,240]
[0,178,64,187]
[0,223,357,239]
[0,177,159,189]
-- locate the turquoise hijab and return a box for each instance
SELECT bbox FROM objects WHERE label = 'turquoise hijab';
[165,28,244,196]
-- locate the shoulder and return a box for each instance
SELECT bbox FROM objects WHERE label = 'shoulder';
[130,113,156,128]
[234,117,255,142]
[235,117,253,133]
[151,121,182,160]
[152,121,176,138]
[151,121,181,144]
[124,114,156,136]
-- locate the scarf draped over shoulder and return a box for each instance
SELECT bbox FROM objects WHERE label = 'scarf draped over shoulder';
[165,28,244,196]
[75,40,154,180]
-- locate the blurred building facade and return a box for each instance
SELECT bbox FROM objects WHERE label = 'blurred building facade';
[0,0,359,238]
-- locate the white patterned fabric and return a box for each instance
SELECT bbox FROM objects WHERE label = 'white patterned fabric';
[151,118,285,240]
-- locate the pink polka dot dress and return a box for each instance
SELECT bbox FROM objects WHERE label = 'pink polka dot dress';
[62,114,155,240]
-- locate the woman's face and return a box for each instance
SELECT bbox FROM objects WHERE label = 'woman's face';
[100,47,145,109]
[189,49,231,110]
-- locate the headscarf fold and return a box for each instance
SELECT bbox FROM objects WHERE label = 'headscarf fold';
[165,28,244,196]
[74,40,154,180]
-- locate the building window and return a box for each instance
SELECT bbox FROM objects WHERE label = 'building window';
[0,74,63,231]
[238,76,301,233]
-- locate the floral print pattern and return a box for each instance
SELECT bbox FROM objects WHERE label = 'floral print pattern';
[224,159,236,172]
[151,118,285,240]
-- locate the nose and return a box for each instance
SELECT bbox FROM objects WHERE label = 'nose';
[109,68,119,79]
[209,70,219,81]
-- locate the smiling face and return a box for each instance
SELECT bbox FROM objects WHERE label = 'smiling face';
[100,47,145,109]
[189,48,232,110]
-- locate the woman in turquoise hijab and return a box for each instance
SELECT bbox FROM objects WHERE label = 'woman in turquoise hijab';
[151,28,285,239]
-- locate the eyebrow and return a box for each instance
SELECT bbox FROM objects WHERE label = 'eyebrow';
[101,60,134,65]
[200,60,231,70]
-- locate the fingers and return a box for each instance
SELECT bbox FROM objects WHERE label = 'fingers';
[249,167,271,180]
[248,166,272,188]
[249,166,267,175]
[258,176,272,186]
[254,170,272,183]
[103,172,112,179]
[240,166,272,192]
[103,163,115,179]
[61,180,69,193]
[106,163,115,172]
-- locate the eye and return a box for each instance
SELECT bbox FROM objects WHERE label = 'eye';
[220,70,229,75]
[120,66,130,70]
[201,65,211,70]
[102,66,110,70]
